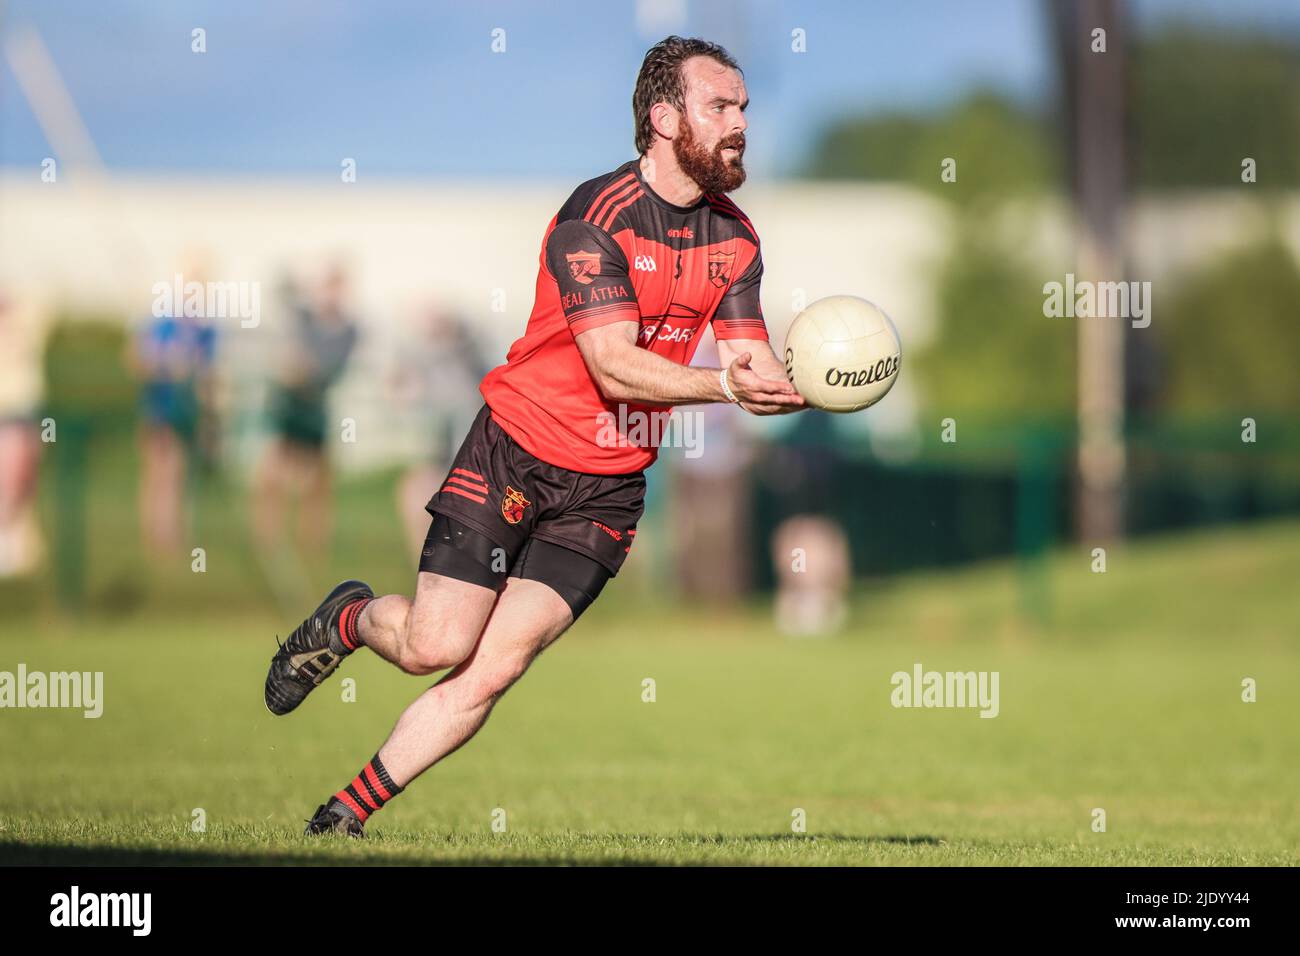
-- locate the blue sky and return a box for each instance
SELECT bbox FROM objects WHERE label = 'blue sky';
[1,0,1297,179]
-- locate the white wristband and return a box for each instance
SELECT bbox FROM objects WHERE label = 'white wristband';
[719,367,740,404]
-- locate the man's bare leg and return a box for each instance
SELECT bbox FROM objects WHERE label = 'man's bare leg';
[264,562,501,716]
[355,571,500,675]
[379,577,573,783]
[314,577,573,829]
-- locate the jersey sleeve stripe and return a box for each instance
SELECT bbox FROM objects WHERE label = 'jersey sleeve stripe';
[598,188,644,230]
[564,301,640,324]
[584,174,637,225]
[586,172,635,212]
[715,321,769,341]
[708,199,758,243]
[568,307,641,335]
[710,193,755,227]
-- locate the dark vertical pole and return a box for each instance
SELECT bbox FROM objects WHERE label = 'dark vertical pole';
[1054,0,1129,544]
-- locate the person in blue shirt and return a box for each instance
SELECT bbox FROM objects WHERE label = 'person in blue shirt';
[130,307,217,556]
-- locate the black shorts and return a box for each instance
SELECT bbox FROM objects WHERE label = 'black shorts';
[268,386,328,449]
[420,404,646,616]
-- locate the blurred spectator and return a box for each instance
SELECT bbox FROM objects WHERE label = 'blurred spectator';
[391,306,489,557]
[0,290,50,576]
[763,412,852,635]
[128,260,217,557]
[771,514,851,637]
[252,263,358,566]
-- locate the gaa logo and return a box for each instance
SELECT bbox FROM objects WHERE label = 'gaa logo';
[634,255,656,272]
[824,355,900,388]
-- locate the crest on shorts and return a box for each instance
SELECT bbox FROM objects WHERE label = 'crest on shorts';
[708,250,735,288]
[501,485,531,525]
[566,250,601,285]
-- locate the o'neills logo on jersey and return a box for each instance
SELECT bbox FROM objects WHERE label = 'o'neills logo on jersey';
[566,250,601,285]
[501,485,531,524]
[707,250,735,288]
[825,355,900,387]
[667,226,694,239]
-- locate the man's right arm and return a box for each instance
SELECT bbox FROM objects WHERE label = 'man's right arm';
[573,319,803,411]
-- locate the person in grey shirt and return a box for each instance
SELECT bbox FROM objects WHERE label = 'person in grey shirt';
[252,264,358,573]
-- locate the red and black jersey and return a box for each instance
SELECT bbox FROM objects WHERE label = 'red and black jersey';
[479,158,767,474]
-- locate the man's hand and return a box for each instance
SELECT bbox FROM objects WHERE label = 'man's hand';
[725,351,805,414]
[718,340,807,415]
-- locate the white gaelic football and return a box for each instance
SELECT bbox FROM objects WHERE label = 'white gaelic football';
[782,295,901,413]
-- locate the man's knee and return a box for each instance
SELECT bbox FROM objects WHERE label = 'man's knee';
[398,618,480,675]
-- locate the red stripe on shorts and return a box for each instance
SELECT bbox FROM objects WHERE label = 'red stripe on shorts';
[440,485,487,505]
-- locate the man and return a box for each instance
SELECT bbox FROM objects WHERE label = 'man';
[263,36,805,836]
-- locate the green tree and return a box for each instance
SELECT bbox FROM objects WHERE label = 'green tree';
[912,221,1075,419]
[1158,235,1300,415]
[804,90,1059,205]
[1132,27,1300,190]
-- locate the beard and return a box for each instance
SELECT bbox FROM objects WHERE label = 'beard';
[673,120,746,195]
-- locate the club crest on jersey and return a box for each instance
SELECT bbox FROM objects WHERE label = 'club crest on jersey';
[566,250,601,285]
[708,250,736,288]
[501,485,531,524]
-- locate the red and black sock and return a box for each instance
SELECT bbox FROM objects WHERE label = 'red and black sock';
[337,597,372,653]
[332,753,402,823]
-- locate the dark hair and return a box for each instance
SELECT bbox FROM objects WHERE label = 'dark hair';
[633,36,741,155]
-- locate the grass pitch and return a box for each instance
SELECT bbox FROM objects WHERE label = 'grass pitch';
[1,518,1297,865]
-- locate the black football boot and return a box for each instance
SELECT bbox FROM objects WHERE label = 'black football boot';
[304,798,365,837]
[264,580,373,716]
